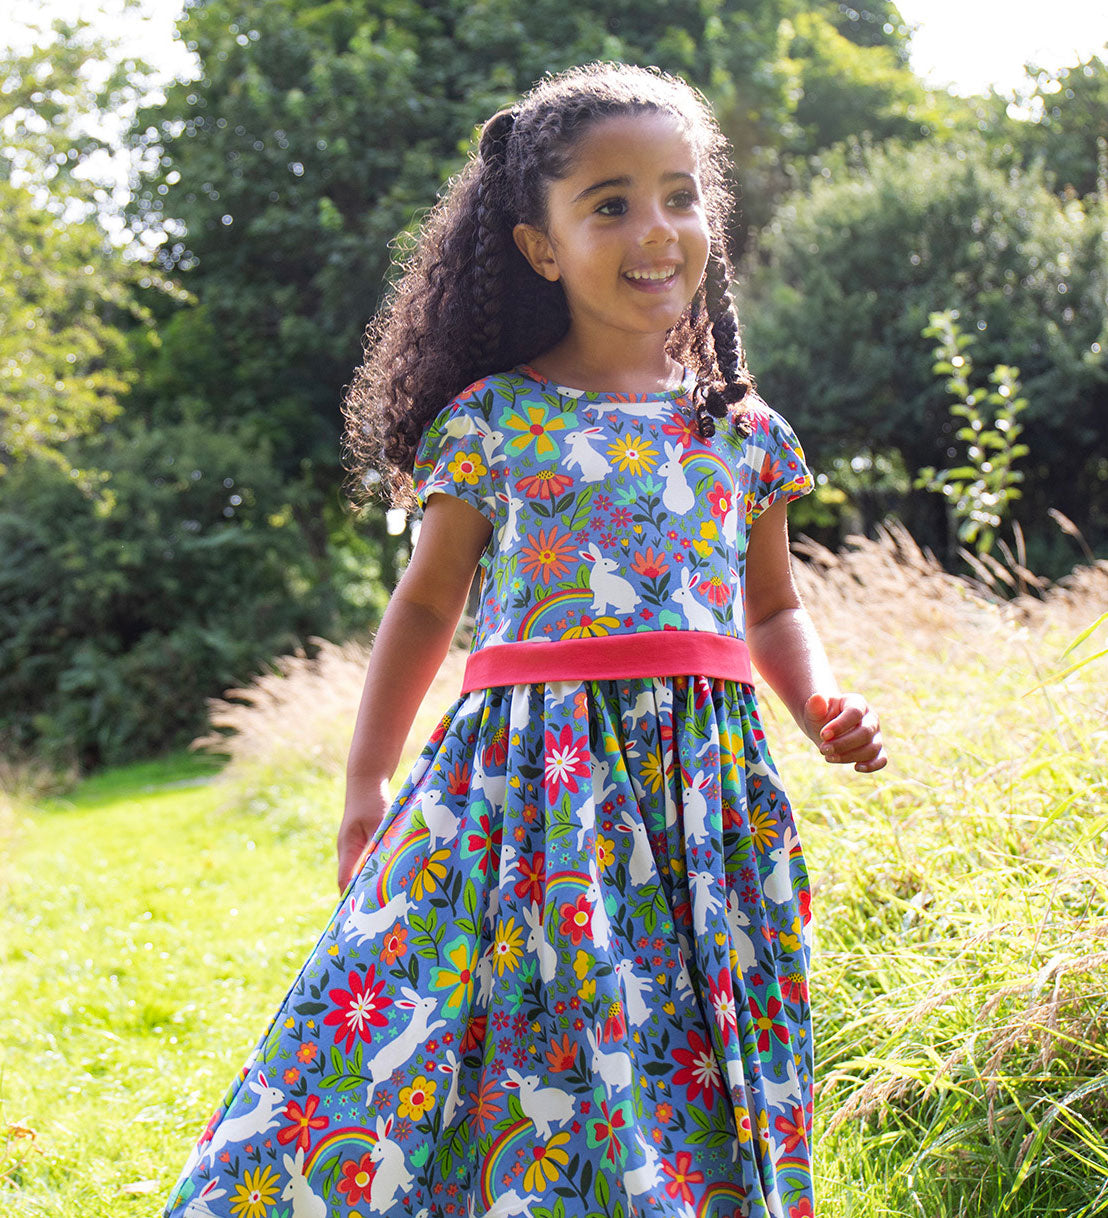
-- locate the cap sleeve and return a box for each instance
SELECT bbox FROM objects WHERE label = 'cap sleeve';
[747,405,814,522]
[412,385,499,524]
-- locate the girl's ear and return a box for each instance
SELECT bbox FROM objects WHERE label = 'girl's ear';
[513,223,560,282]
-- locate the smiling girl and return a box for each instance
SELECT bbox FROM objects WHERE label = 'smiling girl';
[167,62,885,1218]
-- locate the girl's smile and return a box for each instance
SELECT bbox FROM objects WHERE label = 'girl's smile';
[513,112,710,384]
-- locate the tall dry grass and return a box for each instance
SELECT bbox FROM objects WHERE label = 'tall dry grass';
[196,527,1108,1212]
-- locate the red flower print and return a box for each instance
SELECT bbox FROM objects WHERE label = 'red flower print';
[295,1042,317,1064]
[706,481,733,520]
[760,453,783,485]
[789,1200,814,1218]
[748,992,790,1054]
[337,1153,376,1204]
[513,851,546,904]
[708,967,737,1044]
[544,1033,578,1072]
[460,1015,486,1055]
[699,573,732,607]
[630,547,669,579]
[558,894,594,946]
[520,526,575,584]
[482,724,509,768]
[775,1104,809,1154]
[446,761,470,795]
[671,1029,723,1104]
[464,808,502,879]
[662,1151,704,1204]
[544,724,589,802]
[662,414,701,449]
[601,1000,626,1043]
[610,506,632,529]
[516,470,574,499]
[277,1095,328,1152]
[323,966,392,1054]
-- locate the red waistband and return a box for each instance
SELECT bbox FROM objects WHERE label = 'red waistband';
[460,631,753,693]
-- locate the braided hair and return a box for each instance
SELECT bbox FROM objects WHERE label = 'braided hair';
[344,62,755,506]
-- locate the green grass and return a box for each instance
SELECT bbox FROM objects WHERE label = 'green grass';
[1,752,343,1216]
[3,541,1107,1217]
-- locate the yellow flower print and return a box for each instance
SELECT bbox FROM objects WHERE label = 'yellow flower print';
[562,614,620,639]
[523,1131,571,1192]
[492,916,524,975]
[579,977,596,1002]
[640,747,665,794]
[447,450,487,485]
[595,835,616,873]
[779,931,802,953]
[398,1075,437,1120]
[573,949,591,981]
[749,805,779,854]
[607,434,658,475]
[230,1165,280,1218]
[503,403,568,458]
[411,848,451,898]
[692,539,714,558]
[699,520,718,540]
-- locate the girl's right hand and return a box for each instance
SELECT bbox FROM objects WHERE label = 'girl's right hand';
[337,775,391,892]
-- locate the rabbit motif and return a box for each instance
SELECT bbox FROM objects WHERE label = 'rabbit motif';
[613,957,654,1027]
[681,769,714,845]
[658,441,695,513]
[764,826,799,905]
[522,901,557,984]
[688,869,723,938]
[580,543,639,615]
[344,890,414,946]
[585,1025,632,1098]
[368,1114,414,1212]
[484,1189,540,1218]
[761,1057,802,1109]
[418,788,460,851]
[281,1148,326,1218]
[472,415,508,467]
[496,489,524,548]
[622,1129,663,1198]
[585,858,612,950]
[724,889,759,970]
[502,1069,575,1140]
[181,1179,227,1218]
[365,991,445,1106]
[564,428,612,482]
[200,1072,285,1164]
[616,809,653,887]
[671,569,718,633]
[437,1048,463,1128]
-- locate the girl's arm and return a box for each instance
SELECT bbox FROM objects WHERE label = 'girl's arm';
[745,498,886,773]
[337,492,493,889]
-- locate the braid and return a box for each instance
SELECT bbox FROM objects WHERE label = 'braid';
[696,249,754,440]
[471,110,516,370]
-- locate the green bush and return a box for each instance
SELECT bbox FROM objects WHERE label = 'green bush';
[0,420,330,769]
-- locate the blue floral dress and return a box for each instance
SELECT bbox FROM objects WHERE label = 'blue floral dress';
[167,367,816,1218]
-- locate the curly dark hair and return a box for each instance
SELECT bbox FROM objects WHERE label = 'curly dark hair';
[343,62,756,506]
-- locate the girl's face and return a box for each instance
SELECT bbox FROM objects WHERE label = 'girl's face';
[513,111,711,354]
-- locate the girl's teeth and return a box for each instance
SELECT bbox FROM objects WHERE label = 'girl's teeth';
[627,268,674,281]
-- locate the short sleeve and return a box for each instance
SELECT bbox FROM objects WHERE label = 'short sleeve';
[412,386,499,524]
[747,405,814,521]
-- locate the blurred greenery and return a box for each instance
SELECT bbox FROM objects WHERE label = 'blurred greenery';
[1,3,1106,767]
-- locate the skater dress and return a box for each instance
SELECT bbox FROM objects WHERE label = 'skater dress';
[166,366,815,1218]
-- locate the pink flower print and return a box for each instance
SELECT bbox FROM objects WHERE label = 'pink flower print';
[706,481,733,520]
[323,966,392,1054]
[544,725,590,802]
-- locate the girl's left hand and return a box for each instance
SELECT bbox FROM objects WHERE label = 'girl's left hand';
[804,692,887,773]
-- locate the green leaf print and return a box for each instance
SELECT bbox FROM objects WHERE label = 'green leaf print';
[293,1000,328,1017]
[595,1170,610,1210]
[566,487,593,532]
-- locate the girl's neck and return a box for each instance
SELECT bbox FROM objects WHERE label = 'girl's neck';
[528,333,684,395]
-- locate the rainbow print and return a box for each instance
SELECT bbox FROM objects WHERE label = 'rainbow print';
[518,588,595,641]
[695,1181,750,1215]
[479,1117,532,1208]
[304,1125,379,1176]
[679,448,735,494]
[373,824,429,904]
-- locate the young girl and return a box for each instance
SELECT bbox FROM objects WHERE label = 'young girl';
[167,63,884,1218]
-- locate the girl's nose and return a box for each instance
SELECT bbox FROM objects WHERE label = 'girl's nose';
[640,206,677,246]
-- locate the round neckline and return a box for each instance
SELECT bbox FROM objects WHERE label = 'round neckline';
[516,363,692,402]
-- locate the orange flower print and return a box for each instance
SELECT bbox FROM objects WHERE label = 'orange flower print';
[516,469,574,499]
[380,925,408,965]
[544,1033,578,1072]
[520,526,575,584]
[698,573,731,607]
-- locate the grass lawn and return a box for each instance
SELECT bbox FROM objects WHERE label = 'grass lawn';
[3,535,1107,1216]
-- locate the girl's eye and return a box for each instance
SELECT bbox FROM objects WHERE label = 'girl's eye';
[595,197,627,217]
[669,189,698,209]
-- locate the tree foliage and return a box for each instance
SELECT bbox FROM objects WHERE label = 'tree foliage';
[741,137,1108,563]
